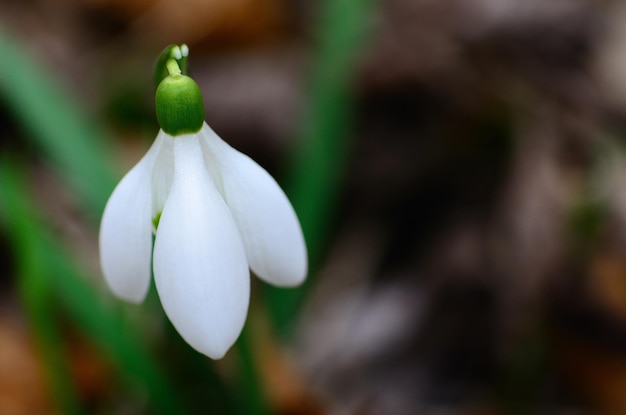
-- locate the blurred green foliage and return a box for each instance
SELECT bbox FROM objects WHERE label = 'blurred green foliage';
[0,163,185,413]
[0,0,371,410]
[0,31,116,215]
[264,0,374,337]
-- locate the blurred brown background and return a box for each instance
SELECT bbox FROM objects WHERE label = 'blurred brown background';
[4,0,626,414]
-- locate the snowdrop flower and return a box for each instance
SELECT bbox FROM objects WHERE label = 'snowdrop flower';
[99,46,307,359]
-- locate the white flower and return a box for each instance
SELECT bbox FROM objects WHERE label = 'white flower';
[99,122,307,359]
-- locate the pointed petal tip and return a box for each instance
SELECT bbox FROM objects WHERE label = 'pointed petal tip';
[107,283,148,304]
[194,340,231,360]
[99,133,169,304]
[252,240,308,287]
[199,125,309,288]
[99,177,154,304]
[282,266,308,288]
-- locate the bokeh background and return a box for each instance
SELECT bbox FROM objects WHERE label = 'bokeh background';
[3,0,626,414]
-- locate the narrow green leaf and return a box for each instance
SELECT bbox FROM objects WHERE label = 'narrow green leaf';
[233,327,271,415]
[0,29,116,214]
[3,164,83,415]
[0,162,186,415]
[264,0,374,335]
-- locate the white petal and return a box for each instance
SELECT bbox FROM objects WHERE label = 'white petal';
[200,123,307,287]
[153,133,250,359]
[151,130,174,220]
[99,134,166,303]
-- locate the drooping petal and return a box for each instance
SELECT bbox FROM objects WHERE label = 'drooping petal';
[153,133,250,359]
[200,123,307,287]
[99,133,166,303]
[151,130,174,221]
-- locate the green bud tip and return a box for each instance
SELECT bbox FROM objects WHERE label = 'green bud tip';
[155,57,205,136]
[154,44,190,91]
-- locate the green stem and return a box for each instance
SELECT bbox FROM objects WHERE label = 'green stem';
[234,325,271,415]
[165,59,182,77]
[264,0,374,336]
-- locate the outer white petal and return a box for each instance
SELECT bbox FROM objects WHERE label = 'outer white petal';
[200,123,307,287]
[99,133,166,303]
[153,133,250,359]
[151,130,174,220]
